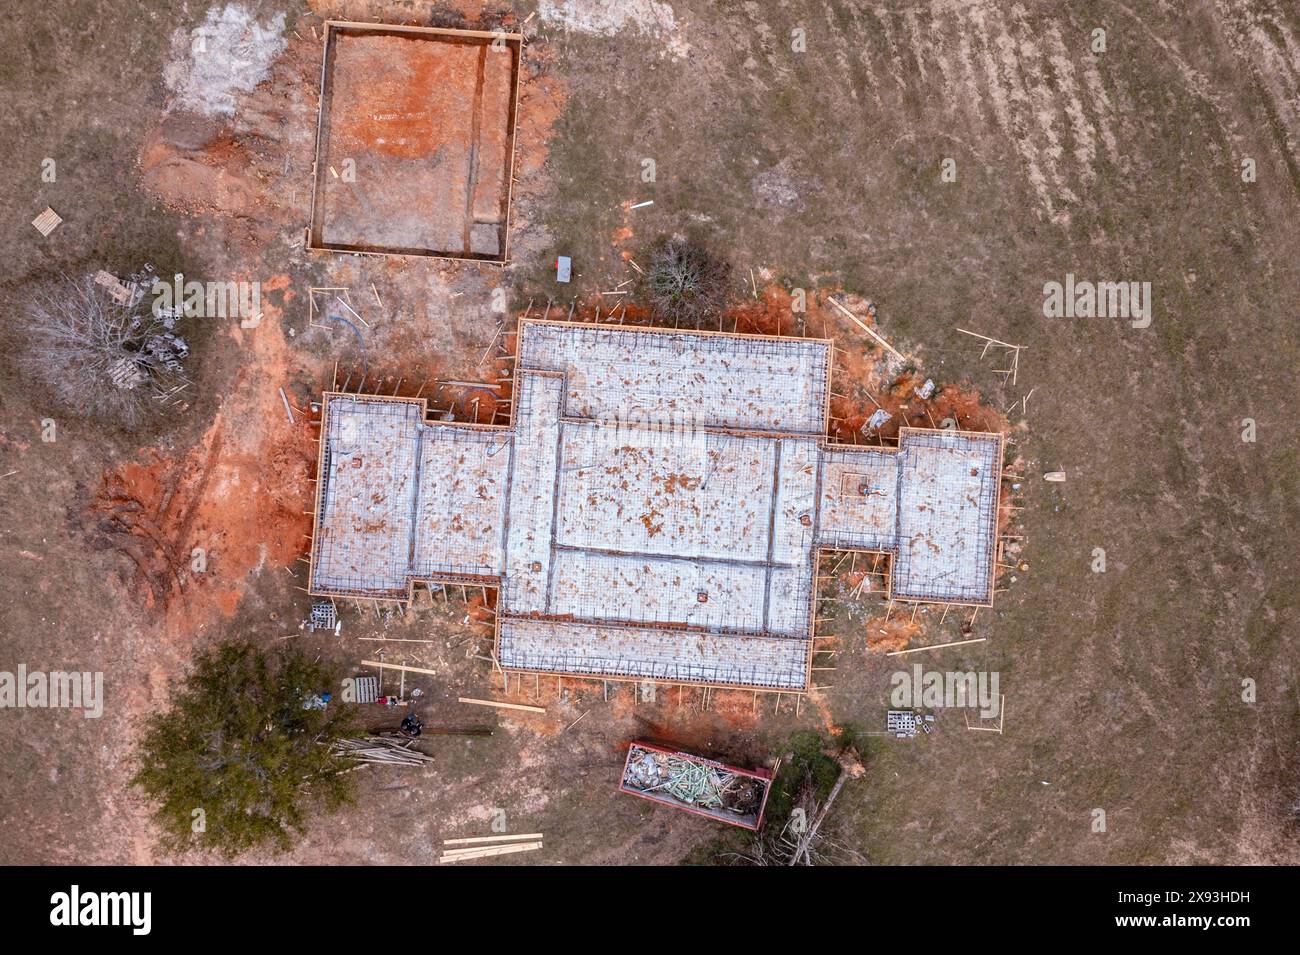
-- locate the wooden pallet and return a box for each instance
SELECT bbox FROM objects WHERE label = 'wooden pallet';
[31,207,62,236]
[94,270,134,305]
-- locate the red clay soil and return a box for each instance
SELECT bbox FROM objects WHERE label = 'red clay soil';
[828,377,1006,445]
[513,47,564,182]
[443,377,510,423]
[89,280,318,639]
[331,36,490,162]
[464,587,496,624]
[92,415,313,617]
[603,679,779,735]
[730,286,821,337]
[865,616,923,654]
[139,126,262,218]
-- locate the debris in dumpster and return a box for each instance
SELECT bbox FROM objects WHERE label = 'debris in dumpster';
[619,741,773,829]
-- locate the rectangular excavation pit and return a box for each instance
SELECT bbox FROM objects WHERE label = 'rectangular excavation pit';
[308,22,522,262]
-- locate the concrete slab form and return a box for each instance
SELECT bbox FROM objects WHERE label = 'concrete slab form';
[309,394,512,595]
[817,447,900,551]
[518,320,831,434]
[411,424,511,579]
[307,320,1004,691]
[891,428,1001,603]
[813,428,1002,602]
[498,618,810,689]
[307,22,522,262]
[311,394,424,596]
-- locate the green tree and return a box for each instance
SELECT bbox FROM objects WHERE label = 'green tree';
[132,640,358,857]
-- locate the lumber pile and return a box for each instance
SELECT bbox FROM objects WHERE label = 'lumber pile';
[439,832,543,864]
[331,736,434,766]
[94,270,135,305]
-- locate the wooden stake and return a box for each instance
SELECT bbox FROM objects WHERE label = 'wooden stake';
[827,296,905,361]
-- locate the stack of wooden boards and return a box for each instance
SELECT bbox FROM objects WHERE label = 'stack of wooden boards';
[439,832,543,864]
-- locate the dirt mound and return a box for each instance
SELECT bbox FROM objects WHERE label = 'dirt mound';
[730,286,817,337]
[139,134,262,217]
[865,616,922,654]
[140,12,328,232]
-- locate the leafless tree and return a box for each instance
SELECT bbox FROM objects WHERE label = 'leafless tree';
[17,271,189,427]
[724,749,867,866]
[644,237,732,328]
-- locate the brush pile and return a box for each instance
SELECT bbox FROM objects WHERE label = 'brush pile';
[18,266,189,425]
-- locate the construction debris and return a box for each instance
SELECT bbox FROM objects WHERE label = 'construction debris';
[887,709,918,738]
[965,694,1007,734]
[440,840,543,863]
[308,601,337,632]
[885,637,987,656]
[440,843,542,862]
[444,833,543,846]
[20,265,189,426]
[862,407,892,433]
[365,660,437,677]
[350,675,379,704]
[331,736,434,766]
[440,831,544,863]
[94,270,136,305]
[827,294,905,361]
[278,386,295,423]
[620,741,772,830]
[956,326,1024,386]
